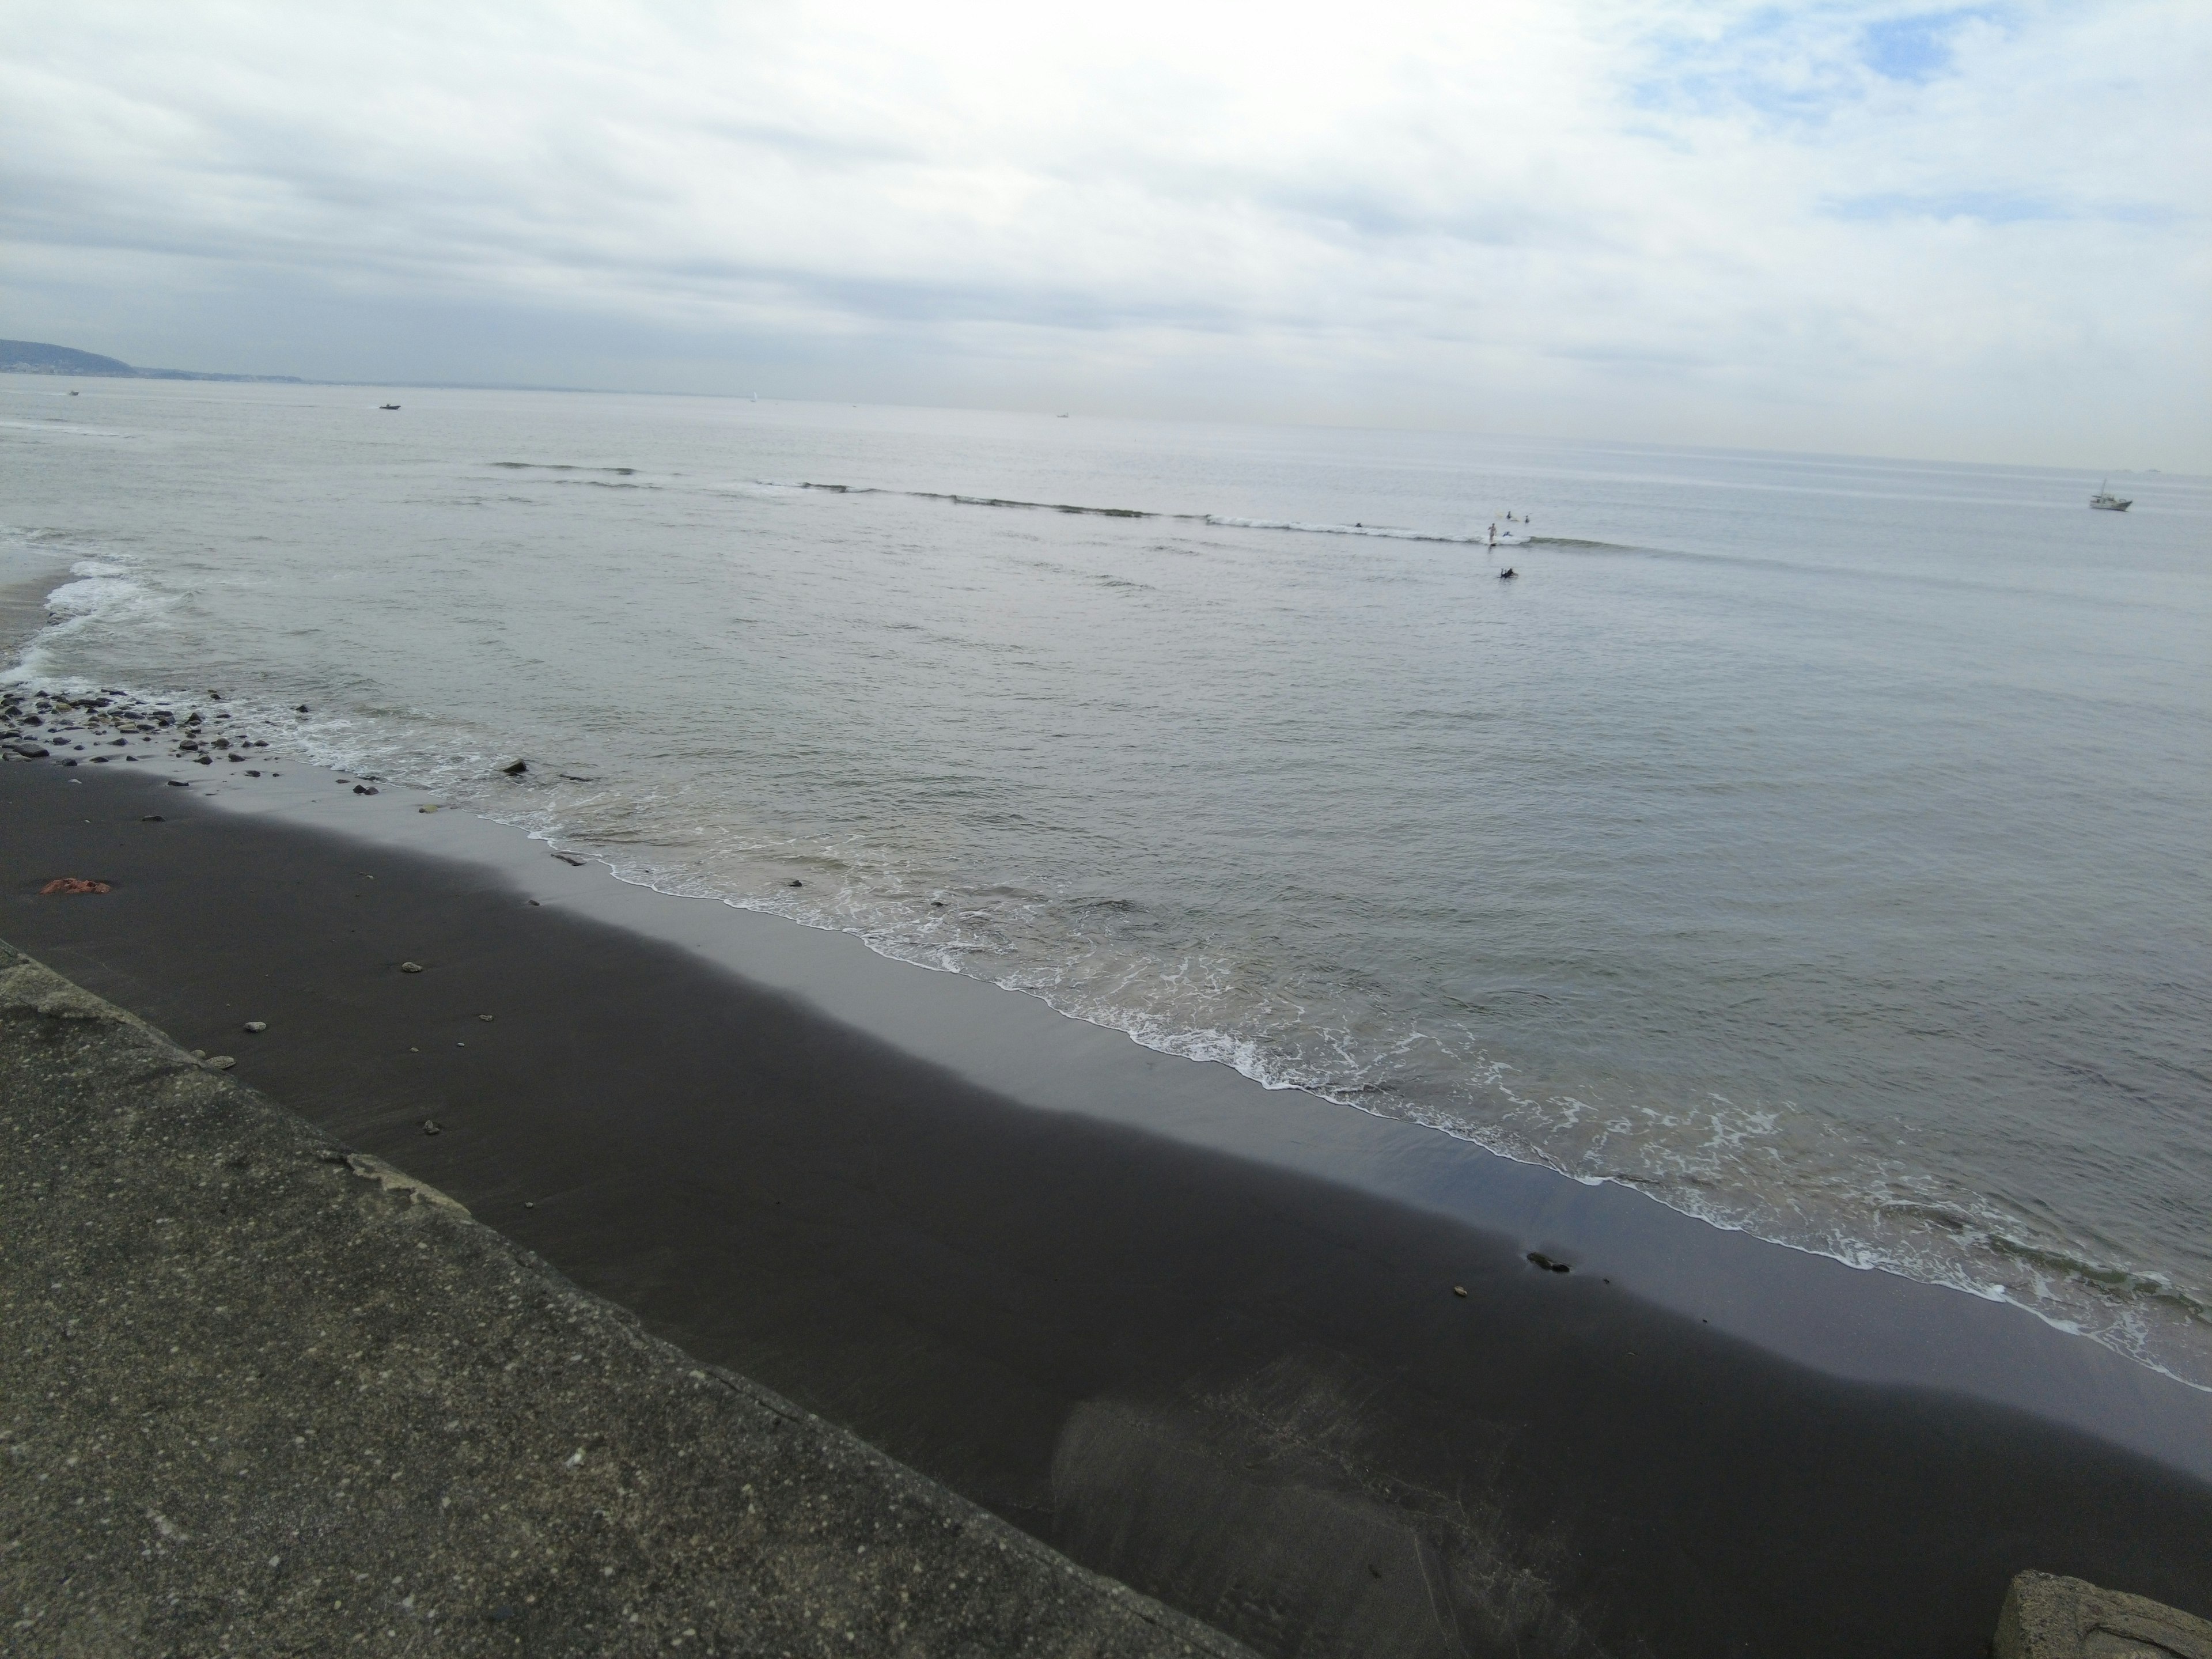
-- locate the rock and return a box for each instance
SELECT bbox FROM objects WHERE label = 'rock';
[296,703,309,711]
[1527,1252,1571,1274]
[786,878,804,888]
[243,1021,267,1033]
[502,760,528,775]
[141,815,164,823]
[206,1056,236,1071]
[166,779,190,787]
[353,783,378,796]
[422,1119,442,1136]
[399,961,425,974]
[1453,1286,1468,1298]
[5,742,51,759]
[478,1014,495,1022]
[1993,1570,2212,1658]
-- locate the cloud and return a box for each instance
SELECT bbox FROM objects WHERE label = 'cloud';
[0,0,2204,464]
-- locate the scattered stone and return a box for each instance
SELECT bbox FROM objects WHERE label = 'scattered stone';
[140,815,164,823]
[296,703,309,712]
[501,759,528,775]
[243,1021,267,1033]
[786,878,804,888]
[419,805,441,813]
[1453,1285,1468,1298]
[1527,1252,1571,1274]
[399,961,425,974]
[245,769,260,777]
[1994,1570,2212,1658]
[478,1014,495,1022]
[40,877,113,896]
[4,741,50,759]
[205,1055,236,1071]
[167,779,190,787]
[352,783,378,796]
[422,1119,442,1136]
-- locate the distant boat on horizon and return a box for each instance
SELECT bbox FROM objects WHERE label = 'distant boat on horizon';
[378,403,400,411]
[2090,479,2132,511]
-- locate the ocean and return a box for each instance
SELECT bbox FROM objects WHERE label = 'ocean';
[5,373,2207,1389]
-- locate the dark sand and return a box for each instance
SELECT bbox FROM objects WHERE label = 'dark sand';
[6,757,2211,1658]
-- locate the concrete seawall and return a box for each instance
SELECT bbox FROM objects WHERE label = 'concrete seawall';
[0,938,1251,1657]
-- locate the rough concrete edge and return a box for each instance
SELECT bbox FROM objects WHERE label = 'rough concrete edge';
[1994,1570,2212,1659]
[0,934,1258,1659]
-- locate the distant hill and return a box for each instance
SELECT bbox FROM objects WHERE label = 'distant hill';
[0,338,302,384]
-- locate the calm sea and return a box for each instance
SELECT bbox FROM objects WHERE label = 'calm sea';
[6,376,2207,1385]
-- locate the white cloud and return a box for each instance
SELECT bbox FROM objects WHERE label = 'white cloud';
[1,0,2203,464]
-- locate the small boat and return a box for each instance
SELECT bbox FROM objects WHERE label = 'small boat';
[379,403,401,411]
[2090,479,2131,511]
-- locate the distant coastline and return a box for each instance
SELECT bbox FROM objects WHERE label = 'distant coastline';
[0,336,302,385]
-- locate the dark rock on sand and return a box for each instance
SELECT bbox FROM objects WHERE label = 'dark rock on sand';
[502,759,528,775]
[1528,1252,1571,1273]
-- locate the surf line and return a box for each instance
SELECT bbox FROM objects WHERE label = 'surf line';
[770,481,1544,548]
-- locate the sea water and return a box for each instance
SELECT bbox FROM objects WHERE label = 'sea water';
[5,375,2207,1387]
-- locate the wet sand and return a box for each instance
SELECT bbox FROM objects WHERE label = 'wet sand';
[5,752,2210,1658]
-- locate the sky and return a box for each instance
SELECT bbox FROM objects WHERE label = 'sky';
[1,1,2205,467]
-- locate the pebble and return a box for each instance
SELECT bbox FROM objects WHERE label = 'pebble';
[243,1021,267,1033]
[1527,1252,1571,1274]
[1453,1285,1468,1298]
[786,878,804,888]
[140,815,163,823]
[399,961,425,974]
[352,783,378,796]
[478,1014,495,1022]
[206,1055,236,1071]
[501,759,528,775]
[422,1119,442,1136]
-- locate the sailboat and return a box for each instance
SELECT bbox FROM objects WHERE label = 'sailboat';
[2089,479,2133,512]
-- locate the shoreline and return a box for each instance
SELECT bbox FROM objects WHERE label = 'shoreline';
[6,751,2211,1654]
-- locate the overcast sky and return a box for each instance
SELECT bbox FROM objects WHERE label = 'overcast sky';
[2,1,2204,465]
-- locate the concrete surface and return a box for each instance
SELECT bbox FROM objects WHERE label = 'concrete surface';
[1994,1571,2212,1659]
[0,938,1251,1658]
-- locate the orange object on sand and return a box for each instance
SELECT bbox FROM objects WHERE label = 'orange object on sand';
[40,877,113,895]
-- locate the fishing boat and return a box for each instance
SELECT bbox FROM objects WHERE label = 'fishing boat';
[379,403,400,411]
[2090,479,2132,511]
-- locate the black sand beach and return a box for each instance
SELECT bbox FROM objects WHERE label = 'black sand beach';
[6,756,2211,1658]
